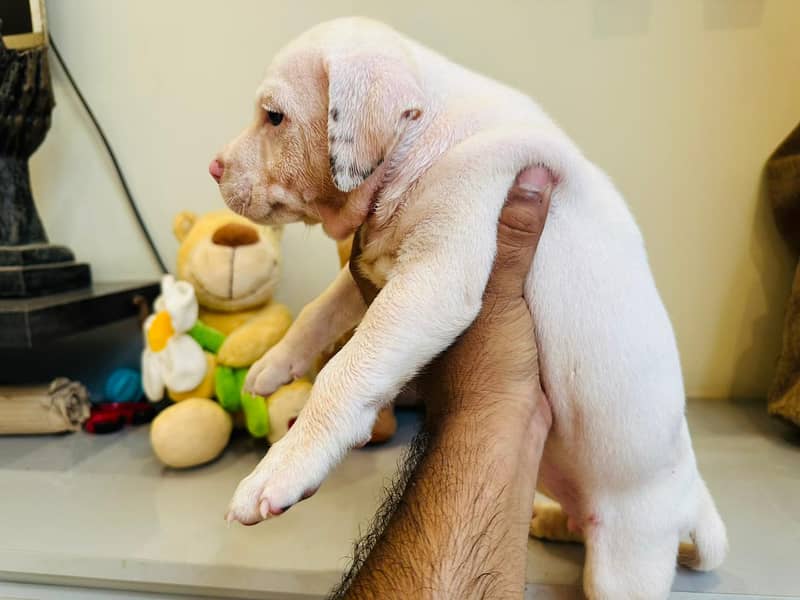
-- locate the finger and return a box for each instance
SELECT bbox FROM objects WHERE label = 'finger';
[486,166,553,298]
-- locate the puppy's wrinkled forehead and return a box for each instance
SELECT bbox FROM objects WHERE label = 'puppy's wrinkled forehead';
[256,48,327,120]
[257,17,406,115]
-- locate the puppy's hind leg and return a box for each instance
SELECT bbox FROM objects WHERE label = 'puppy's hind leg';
[583,508,678,600]
[678,478,727,571]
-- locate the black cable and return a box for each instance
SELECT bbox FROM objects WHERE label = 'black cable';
[47,34,169,274]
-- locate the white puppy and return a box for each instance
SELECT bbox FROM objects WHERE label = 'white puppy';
[211,18,727,599]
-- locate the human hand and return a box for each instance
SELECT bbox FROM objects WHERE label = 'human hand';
[420,166,554,441]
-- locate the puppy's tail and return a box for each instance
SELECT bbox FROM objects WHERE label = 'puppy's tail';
[678,479,728,571]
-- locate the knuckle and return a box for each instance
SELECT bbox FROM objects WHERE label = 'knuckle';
[496,222,543,254]
[499,210,543,235]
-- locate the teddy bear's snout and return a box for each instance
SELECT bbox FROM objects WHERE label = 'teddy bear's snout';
[212,223,260,248]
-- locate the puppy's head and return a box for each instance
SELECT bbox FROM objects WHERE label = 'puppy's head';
[210,18,423,240]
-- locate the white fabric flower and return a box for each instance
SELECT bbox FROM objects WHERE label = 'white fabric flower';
[141,275,206,401]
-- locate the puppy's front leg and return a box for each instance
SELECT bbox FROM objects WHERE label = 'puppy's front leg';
[227,226,499,524]
[244,266,367,397]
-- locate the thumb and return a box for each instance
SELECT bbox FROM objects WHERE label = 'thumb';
[486,166,553,298]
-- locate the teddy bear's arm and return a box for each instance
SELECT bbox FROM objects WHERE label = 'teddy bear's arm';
[216,303,293,368]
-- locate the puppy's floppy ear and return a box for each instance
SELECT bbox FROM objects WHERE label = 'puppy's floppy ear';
[325,51,423,192]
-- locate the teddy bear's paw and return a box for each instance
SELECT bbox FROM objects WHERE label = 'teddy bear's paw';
[245,342,311,398]
[529,498,584,543]
[225,439,324,525]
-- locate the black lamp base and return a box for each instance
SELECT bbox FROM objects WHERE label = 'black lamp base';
[0,280,159,348]
[0,243,91,297]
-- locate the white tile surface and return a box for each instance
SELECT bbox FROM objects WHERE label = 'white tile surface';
[0,401,798,598]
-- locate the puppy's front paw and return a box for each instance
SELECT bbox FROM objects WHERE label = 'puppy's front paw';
[245,342,311,397]
[226,439,323,525]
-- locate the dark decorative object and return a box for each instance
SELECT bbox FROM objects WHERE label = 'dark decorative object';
[766,121,800,428]
[0,18,91,297]
[0,280,159,347]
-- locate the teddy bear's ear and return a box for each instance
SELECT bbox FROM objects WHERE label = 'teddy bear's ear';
[173,212,197,242]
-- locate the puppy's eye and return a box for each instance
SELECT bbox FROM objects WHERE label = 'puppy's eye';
[266,111,284,126]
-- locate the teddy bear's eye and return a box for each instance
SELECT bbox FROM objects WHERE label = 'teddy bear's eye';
[266,111,284,126]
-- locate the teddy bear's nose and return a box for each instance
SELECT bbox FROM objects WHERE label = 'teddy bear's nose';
[209,158,225,183]
[212,223,260,247]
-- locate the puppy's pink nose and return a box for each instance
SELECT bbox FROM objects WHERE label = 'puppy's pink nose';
[209,158,224,183]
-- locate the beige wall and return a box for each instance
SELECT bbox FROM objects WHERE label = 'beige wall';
[31,0,800,399]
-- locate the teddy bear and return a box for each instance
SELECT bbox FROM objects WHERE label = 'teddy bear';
[145,210,401,468]
[171,209,302,440]
[144,210,311,467]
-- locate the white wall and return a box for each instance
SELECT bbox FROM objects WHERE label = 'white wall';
[30,0,800,399]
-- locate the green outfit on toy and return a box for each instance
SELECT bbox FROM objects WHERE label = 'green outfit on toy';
[187,320,270,438]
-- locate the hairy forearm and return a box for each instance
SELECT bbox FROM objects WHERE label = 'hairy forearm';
[331,404,545,599]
